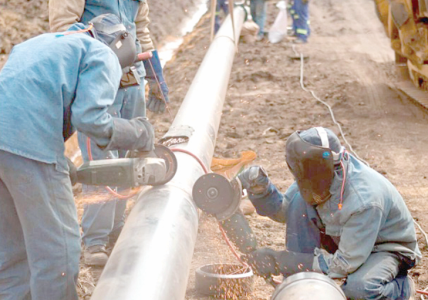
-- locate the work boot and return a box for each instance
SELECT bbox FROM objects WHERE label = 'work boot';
[84,245,109,266]
[292,38,307,44]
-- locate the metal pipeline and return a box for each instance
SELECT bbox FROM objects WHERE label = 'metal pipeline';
[90,7,247,300]
[271,272,346,300]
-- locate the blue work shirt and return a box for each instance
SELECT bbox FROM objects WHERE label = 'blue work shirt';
[0,24,122,172]
[249,154,422,278]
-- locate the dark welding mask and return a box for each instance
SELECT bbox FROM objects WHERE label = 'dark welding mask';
[89,14,137,69]
[285,127,343,206]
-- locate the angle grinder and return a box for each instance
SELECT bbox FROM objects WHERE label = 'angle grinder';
[192,173,258,254]
[76,144,177,188]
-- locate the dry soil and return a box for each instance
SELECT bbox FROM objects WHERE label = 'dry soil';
[1,0,428,299]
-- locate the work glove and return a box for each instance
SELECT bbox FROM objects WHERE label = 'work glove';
[238,166,270,195]
[246,248,280,278]
[302,0,309,3]
[143,50,169,114]
[247,248,315,278]
[66,157,77,186]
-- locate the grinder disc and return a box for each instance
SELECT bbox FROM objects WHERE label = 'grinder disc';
[152,144,178,185]
[192,174,242,220]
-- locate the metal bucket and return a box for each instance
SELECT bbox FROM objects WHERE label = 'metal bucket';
[195,263,254,299]
[271,272,346,300]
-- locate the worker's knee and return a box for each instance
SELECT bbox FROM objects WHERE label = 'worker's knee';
[341,274,383,300]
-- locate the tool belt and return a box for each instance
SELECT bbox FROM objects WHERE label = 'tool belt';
[120,65,141,88]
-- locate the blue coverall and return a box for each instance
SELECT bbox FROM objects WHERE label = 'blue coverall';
[0,24,153,300]
[289,0,310,42]
[50,0,152,249]
[248,155,421,299]
[215,0,229,33]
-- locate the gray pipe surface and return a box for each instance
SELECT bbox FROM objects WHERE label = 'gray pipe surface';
[271,272,346,300]
[90,7,246,300]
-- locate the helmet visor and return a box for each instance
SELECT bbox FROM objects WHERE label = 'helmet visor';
[286,131,335,205]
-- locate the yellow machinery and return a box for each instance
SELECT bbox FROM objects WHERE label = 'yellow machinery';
[375,0,428,109]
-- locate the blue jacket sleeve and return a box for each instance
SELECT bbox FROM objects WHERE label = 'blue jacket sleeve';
[248,181,296,223]
[71,44,154,151]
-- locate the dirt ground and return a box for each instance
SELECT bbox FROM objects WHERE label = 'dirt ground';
[1,0,428,299]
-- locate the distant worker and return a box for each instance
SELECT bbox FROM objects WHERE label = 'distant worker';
[288,0,310,43]
[49,0,169,266]
[239,127,420,299]
[0,14,154,300]
[214,0,229,33]
[250,0,268,41]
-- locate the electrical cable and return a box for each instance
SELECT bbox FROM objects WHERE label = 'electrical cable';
[291,44,370,167]
[169,148,251,271]
[291,44,428,297]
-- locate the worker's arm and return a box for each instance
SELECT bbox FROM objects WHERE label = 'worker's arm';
[49,0,85,32]
[135,1,155,52]
[313,206,384,278]
[239,166,292,222]
[71,43,154,152]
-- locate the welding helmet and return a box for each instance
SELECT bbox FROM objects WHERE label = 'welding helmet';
[285,127,344,206]
[89,14,137,69]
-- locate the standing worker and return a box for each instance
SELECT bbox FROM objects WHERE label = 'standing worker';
[0,14,155,300]
[289,0,310,43]
[214,0,229,34]
[239,127,420,299]
[250,0,268,40]
[49,0,170,266]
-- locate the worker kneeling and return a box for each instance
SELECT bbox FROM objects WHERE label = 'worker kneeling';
[0,14,154,300]
[239,127,421,300]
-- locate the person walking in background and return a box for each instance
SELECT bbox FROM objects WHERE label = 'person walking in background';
[49,0,169,266]
[250,0,267,40]
[288,0,310,43]
[215,0,229,33]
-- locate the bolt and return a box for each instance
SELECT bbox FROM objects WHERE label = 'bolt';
[207,187,218,199]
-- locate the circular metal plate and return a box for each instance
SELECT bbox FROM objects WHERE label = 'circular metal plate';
[152,144,178,185]
[192,173,234,215]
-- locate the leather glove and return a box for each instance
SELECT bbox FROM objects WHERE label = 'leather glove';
[238,166,270,195]
[246,248,280,278]
[302,0,309,3]
[143,50,169,114]
[66,157,77,186]
[247,248,315,278]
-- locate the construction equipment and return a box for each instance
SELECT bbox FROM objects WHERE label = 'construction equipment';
[76,144,177,187]
[374,0,428,110]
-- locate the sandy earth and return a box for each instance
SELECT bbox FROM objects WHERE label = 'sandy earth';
[1,0,428,299]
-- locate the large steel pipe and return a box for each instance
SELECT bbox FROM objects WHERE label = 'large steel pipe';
[271,272,346,300]
[90,7,247,300]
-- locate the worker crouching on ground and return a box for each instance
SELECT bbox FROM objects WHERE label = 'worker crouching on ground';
[0,14,155,300]
[239,127,421,299]
[49,0,169,266]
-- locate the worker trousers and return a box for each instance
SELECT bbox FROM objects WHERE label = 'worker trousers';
[215,0,229,33]
[79,82,146,249]
[290,0,310,42]
[286,196,414,300]
[0,150,80,300]
[250,0,267,38]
